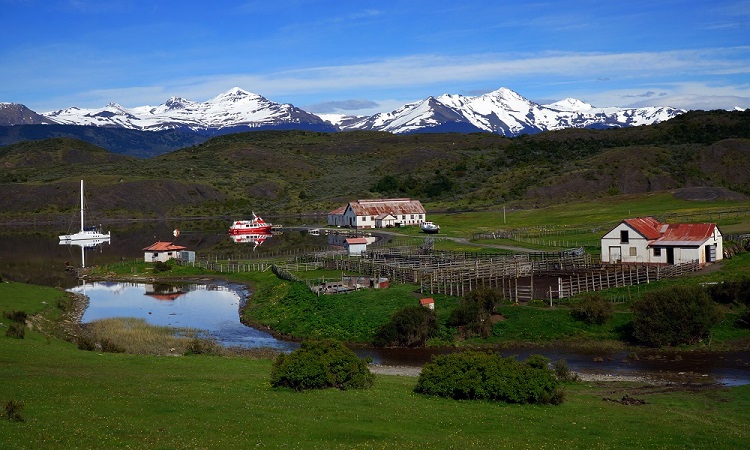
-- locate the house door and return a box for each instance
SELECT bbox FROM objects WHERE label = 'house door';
[666,248,674,264]
[608,246,621,263]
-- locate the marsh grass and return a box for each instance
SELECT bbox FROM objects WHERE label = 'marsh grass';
[79,317,223,356]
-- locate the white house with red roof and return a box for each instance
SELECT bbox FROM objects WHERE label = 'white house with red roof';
[601,217,722,266]
[345,237,369,256]
[328,198,426,229]
[143,241,187,263]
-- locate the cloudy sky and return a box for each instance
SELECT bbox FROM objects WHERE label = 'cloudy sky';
[2,0,749,115]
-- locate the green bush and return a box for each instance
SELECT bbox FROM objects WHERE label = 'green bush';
[152,261,172,273]
[631,285,723,347]
[448,288,502,339]
[414,351,564,404]
[373,305,439,348]
[571,294,614,325]
[707,278,750,306]
[270,339,374,391]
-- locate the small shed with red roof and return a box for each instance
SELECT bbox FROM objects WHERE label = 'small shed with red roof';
[601,217,722,266]
[143,241,187,263]
[420,298,435,310]
[345,237,369,256]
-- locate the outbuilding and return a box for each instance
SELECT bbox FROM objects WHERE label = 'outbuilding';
[328,198,427,229]
[143,241,187,263]
[601,217,722,266]
[345,237,369,256]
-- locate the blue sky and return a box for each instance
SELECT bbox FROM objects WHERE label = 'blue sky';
[2,0,749,115]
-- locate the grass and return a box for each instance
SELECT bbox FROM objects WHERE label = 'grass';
[2,322,750,448]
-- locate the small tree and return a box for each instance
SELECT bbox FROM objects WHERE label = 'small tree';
[631,285,722,347]
[270,340,373,391]
[373,305,439,348]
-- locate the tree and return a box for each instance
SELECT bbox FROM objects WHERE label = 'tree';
[270,339,374,391]
[631,285,723,347]
[571,293,614,325]
[373,305,439,348]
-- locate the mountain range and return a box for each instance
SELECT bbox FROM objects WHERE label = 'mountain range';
[2,87,685,138]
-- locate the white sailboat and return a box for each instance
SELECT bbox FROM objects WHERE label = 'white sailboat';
[59,180,111,243]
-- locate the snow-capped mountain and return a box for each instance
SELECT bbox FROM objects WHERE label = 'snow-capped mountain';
[42,87,337,134]
[3,86,684,137]
[0,102,55,126]
[339,88,684,135]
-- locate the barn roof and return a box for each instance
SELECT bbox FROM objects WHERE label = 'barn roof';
[347,198,425,216]
[621,217,718,246]
[328,205,346,215]
[345,238,369,245]
[142,241,186,252]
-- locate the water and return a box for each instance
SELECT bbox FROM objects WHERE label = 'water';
[3,221,750,385]
[70,280,296,351]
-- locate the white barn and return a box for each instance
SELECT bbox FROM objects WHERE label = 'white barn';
[345,237,369,256]
[601,217,722,266]
[328,198,426,229]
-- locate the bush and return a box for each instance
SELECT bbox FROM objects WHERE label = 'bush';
[414,351,564,404]
[552,359,578,381]
[631,285,723,347]
[571,294,614,325]
[270,339,374,391]
[448,288,502,339]
[3,400,24,422]
[152,261,172,273]
[2,310,28,323]
[707,278,750,306]
[5,323,25,339]
[373,305,439,348]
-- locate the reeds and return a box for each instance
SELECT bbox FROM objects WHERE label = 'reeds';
[77,317,223,356]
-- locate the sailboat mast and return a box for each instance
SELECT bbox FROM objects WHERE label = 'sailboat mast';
[79,180,85,232]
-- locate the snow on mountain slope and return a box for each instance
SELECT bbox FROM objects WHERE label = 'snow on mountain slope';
[340,87,685,135]
[43,87,334,132]
[20,86,685,136]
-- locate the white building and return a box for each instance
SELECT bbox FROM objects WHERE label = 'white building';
[143,241,187,263]
[328,198,426,229]
[601,217,722,266]
[345,237,369,256]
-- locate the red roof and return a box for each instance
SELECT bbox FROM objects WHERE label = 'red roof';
[622,217,717,246]
[420,298,435,305]
[347,198,425,216]
[142,241,187,251]
[329,205,347,215]
[623,217,664,239]
[345,238,369,245]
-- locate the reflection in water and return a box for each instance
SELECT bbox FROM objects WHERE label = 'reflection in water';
[70,281,295,351]
[59,236,111,268]
[230,232,273,250]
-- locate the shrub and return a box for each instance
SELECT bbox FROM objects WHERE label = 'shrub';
[571,294,614,325]
[373,305,439,348]
[152,261,172,273]
[5,323,25,339]
[270,339,374,391]
[414,351,564,405]
[448,288,502,339]
[3,400,24,422]
[2,310,28,323]
[552,359,578,381]
[631,285,723,347]
[707,278,750,306]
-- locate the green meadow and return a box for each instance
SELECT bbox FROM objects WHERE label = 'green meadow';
[2,281,750,449]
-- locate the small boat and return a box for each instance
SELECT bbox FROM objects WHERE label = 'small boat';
[228,212,273,235]
[420,221,440,234]
[59,180,111,242]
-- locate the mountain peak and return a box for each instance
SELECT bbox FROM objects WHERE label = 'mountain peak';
[545,98,594,112]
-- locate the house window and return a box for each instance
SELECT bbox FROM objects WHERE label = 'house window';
[411,214,415,219]
[653,247,662,257]
[629,247,637,257]
[402,215,406,220]
[620,230,629,244]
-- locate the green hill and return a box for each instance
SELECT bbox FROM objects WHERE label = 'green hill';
[0,110,749,221]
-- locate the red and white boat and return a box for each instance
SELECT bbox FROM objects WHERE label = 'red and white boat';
[229,212,273,235]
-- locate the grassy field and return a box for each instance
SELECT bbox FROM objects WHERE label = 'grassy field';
[2,280,750,448]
